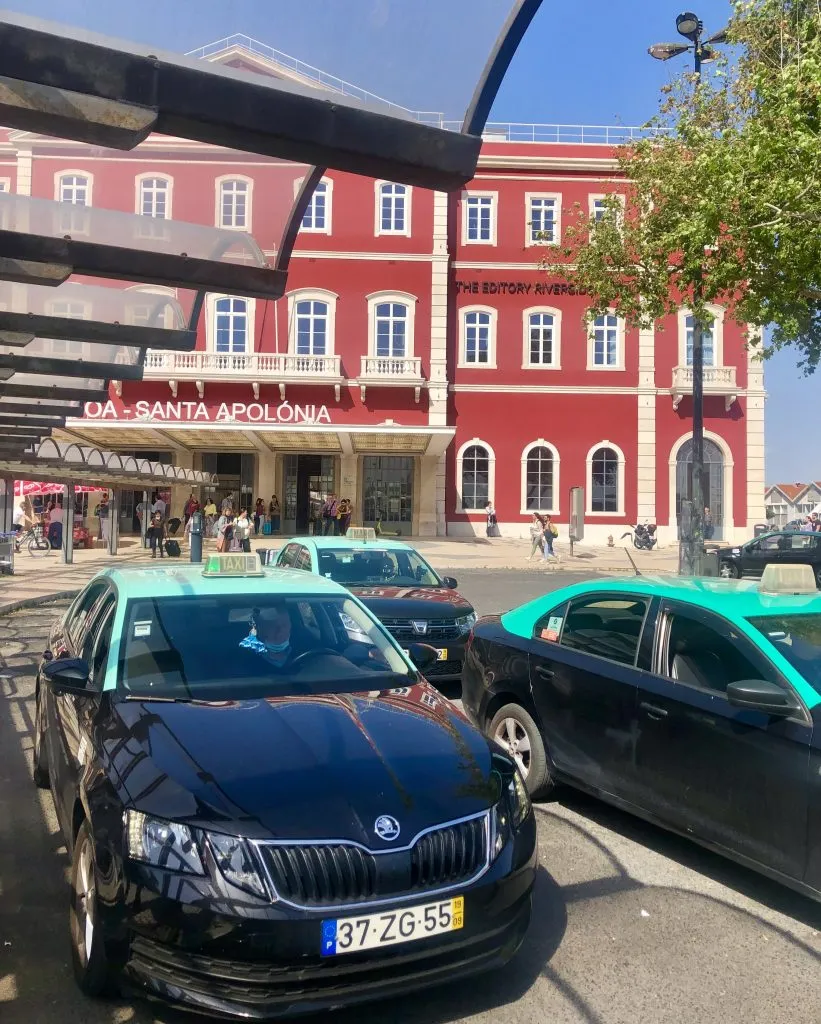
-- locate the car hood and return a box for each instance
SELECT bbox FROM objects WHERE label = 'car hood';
[348,586,473,620]
[102,684,499,845]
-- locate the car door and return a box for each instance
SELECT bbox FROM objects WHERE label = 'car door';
[739,534,783,576]
[527,593,651,804]
[633,600,810,880]
[275,542,300,568]
[780,531,820,573]
[51,590,116,833]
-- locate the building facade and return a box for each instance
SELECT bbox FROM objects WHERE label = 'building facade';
[2,38,766,544]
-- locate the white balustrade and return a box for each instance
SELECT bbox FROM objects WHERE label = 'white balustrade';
[143,350,342,380]
[359,355,423,380]
[671,365,738,411]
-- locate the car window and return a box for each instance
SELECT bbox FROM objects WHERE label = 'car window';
[117,594,413,700]
[294,546,313,571]
[661,610,777,696]
[278,543,298,568]
[88,597,116,687]
[786,533,817,551]
[66,582,108,650]
[533,602,568,641]
[80,592,114,677]
[748,614,821,694]
[558,596,649,666]
[756,536,782,552]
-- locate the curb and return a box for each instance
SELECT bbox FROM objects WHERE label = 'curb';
[0,588,81,616]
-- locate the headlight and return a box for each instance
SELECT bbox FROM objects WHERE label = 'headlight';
[208,832,268,899]
[508,769,531,829]
[456,612,477,634]
[126,811,204,874]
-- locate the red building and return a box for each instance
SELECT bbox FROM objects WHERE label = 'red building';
[3,36,765,544]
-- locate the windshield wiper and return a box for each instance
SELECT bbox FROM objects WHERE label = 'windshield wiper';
[124,694,192,703]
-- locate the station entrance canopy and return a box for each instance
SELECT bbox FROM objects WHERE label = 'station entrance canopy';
[0,2,543,453]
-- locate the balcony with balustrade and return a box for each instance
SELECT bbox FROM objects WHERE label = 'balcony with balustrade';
[671,365,738,412]
[355,355,425,402]
[142,349,344,401]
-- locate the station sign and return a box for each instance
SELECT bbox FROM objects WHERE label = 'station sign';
[83,400,333,424]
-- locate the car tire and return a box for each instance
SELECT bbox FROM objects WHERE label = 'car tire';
[815,567,821,590]
[70,821,119,998]
[720,561,739,579]
[32,687,50,788]
[489,703,553,800]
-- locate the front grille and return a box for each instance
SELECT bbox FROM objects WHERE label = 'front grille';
[381,617,462,642]
[255,814,489,909]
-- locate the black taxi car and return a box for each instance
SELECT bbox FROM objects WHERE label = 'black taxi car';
[33,555,535,1020]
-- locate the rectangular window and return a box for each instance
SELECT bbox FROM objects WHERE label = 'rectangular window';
[464,195,495,243]
[220,180,248,229]
[375,303,407,358]
[295,300,328,356]
[140,177,169,219]
[591,197,607,222]
[463,311,492,364]
[302,181,329,232]
[528,196,558,244]
[528,313,555,366]
[215,298,248,354]
[379,183,407,234]
[685,316,715,367]
[560,596,648,666]
[591,315,620,367]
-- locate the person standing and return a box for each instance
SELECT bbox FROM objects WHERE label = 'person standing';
[485,502,497,538]
[321,493,338,536]
[47,499,64,549]
[221,492,234,516]
[235,509,253,553]
[254,497,265,535]
[528,513,545,560]
[337,497,352,536]
[183,493,198,526]
[203,497,217,536]
[147,510,166,558]
[98,493,111,547]
[703,506,715,541]
[152,492,167,519]
[268,495,281,535]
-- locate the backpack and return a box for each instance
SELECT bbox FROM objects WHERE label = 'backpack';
[549,523,559,537]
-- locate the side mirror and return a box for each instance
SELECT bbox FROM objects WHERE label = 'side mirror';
[407,643,439,671]
[441,576,458,590]
[43,657,91,695]
[727,679,796,716]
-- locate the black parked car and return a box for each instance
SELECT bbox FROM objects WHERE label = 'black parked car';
[274,538,476,684]
[718,529,821,586]
[34,562,535,1020]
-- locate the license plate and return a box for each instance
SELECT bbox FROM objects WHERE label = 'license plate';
[321,896,464,956]
[402,648,448,660]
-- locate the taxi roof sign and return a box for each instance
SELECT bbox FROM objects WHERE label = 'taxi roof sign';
[203,553,264,578]
[760,563,817,596]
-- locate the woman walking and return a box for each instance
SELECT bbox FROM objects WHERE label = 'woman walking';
[254,497,265,535]
[147,510,166,559]
[528,513,545,560]
[542,515,559,561]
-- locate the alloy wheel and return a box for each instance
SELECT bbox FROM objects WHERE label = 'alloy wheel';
[72,835,95,966]
[493,717,532,777]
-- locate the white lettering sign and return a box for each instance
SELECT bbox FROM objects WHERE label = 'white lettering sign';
[83,401,332,425]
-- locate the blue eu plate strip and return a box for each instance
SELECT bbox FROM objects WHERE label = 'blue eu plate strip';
[321,919,338,956]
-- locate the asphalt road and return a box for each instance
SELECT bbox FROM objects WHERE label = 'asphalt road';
[4,581,821,1024]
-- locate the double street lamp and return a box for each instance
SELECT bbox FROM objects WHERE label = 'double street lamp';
[649,12,727,575]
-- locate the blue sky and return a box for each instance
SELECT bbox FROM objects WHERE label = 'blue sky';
[11,0,814,483]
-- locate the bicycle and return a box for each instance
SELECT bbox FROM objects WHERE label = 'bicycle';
[14,523,51,556]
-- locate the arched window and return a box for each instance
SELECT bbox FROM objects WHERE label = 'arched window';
[214,297,249,354]
[375,302,408,358]
[295,300,329,356]
[460,443,491,511]
[217,177,252,230]
[55,171,92,235]
[523,443,557,512]
[460,307,496,366]
[590,445,621,513]
[301,179,332,233]
[376,182,410,235]
[138,175,171,219]
[56,173,90,206]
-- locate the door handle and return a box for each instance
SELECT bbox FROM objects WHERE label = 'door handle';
[534,665,555,680]
[639,701,668,719]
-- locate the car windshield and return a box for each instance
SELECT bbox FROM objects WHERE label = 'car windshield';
[118,594,414,701]
[747,614,821,693]
[316,547,441,587]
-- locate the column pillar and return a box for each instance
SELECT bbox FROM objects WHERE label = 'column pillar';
[108,489,120,555]
[745,335,767,537]
[636,322,657,525]
[428,191,450,427]
[417,455,440,537]
[256,451,278,511]
[170,450,194,522]
[62,483,75,564]
[340,454,359,526]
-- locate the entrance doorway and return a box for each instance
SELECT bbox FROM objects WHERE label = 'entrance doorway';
[676,438,725,540]
[363,456,414,536]
[201,453,255,514]
[283,454,336,534]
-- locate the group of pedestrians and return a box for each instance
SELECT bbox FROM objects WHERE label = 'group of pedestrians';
[528,512,561,561]
[316,493,353,535]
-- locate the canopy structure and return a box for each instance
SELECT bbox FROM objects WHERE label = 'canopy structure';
[14,480,105,496]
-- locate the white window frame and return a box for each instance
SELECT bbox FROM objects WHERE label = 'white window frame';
[45,298,91,356]
[456,438,496,514]
[205,293,255,355]
[135,173,173,219]
[215,175,253,231]
[459,305,497,369]
[54,170,93,236]
[125,285,179,330]
[525,192,561,247]
[587,311,625,371]
[366,290,417,359]
[678,304,725,368]
[522,306,562,369]
[0,178,10,192]
[54,169,93,206]
[520,439,560,515]
[374,181,412,237]
[286,288,338,356]
[461,191,498,245]
[589,192,625,223]
[300,177,333,235]
[585,441,626,517]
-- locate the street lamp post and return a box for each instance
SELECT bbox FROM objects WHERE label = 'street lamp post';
[649,12,726,575]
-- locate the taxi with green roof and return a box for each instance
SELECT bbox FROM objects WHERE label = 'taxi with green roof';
[273,536,476,687]
[462,563,821,902]
[32,553,536,1020]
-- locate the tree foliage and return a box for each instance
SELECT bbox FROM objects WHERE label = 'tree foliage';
[552,0,821,372]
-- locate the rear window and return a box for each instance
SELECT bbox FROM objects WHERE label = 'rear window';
[117,594,412,701]
[748,614,821,693]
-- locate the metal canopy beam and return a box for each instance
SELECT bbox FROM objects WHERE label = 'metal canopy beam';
[0,414,65,428]
[0,353,143,380]
[0,311,196,352]
[0,230,285,300]
[0,382,108,401]
[0,399,82,416]
[0,13,480,191]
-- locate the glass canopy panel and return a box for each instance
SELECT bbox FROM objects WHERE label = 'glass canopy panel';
[0,336,142,371]
[0,280,186,330]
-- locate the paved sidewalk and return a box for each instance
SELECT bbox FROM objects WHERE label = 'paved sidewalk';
[0,534,677,615]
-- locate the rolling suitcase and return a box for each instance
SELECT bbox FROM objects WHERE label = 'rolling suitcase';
[164,539,181,557]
